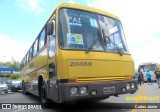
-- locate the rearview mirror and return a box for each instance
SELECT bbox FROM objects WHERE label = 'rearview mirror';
[47,21,54,35]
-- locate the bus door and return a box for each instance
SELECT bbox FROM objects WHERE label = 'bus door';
[47,35,58,101]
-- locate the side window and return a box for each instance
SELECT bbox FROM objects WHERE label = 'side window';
[25,55,28,64]
[24,56,26,65]
[39,29,46,50]
[26,54,28,63]
[29,47,33,60]
[28,51,30,62]
[33,39,38,56]
[27,52,29,62]
[49,35,55,59]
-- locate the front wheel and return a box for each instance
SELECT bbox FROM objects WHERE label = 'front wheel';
[22,82,28,95]
[40,81,51,106]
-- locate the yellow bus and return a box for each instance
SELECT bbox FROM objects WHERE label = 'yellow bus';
[20,2,138,104]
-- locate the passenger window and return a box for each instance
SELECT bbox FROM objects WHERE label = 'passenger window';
[26,54,28,63]
[33,39,38,56]
[27,53,29,62]
[39,29,46,50]
[28,51,30,61]
[29,47,33,60]
[24,57,26,65]
[49,35,55,59]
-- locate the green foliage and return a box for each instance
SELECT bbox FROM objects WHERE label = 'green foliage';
[0,61,20,68]
[10,74,20,79]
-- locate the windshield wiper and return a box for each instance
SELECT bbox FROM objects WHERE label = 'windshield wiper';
[85,37,99,54]
[85,29,102,54]
[101,29,123,56]
[104,35,123,56]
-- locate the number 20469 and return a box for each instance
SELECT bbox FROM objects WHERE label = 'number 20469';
[69,62,92,66]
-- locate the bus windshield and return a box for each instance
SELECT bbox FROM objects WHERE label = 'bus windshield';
[58,8,129,53]
[139,64,156,72]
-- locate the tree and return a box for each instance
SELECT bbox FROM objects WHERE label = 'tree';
[0,61,20,68]
[10,74,20,79]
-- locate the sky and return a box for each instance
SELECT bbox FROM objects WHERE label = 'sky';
[0,0,160,69]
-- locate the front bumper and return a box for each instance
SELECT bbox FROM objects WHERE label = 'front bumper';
[58,80,138,102]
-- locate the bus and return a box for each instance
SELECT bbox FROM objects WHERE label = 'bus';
[20,2,138,104]
[138,62,160,82]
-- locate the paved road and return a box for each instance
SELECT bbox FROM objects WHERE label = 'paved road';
[0,82,160,112]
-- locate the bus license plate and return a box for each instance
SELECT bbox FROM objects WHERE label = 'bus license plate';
[103,86,115,93]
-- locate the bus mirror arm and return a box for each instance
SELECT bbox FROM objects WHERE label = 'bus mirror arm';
[47,21,54,35]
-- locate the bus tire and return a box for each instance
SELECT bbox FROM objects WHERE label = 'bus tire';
[40,81,51,107]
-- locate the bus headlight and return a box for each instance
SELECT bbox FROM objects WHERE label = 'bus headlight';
[80,87,87,95]
[131,83,135,89]
[70,87,78,95]
[126,83,130,90]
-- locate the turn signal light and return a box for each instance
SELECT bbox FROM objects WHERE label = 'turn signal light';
[68,79,77,83]
[130,75,134,79]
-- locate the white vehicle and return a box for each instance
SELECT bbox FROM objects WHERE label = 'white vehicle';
[138,63,159,82]
[0,80,8,93]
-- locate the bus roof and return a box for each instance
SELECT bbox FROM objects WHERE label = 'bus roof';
[49,2,120,21]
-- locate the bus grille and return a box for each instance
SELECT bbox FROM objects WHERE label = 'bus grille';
[77,76,130,82]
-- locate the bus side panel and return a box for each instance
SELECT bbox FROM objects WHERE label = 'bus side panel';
[24,47,48,96]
